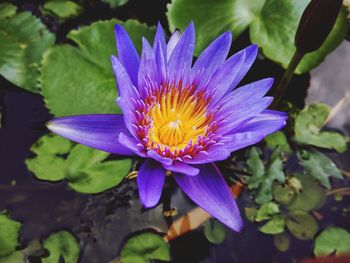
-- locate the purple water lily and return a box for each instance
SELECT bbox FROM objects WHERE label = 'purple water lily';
[47,22,287,232]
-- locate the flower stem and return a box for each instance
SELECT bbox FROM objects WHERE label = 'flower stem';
[271,49,305,109]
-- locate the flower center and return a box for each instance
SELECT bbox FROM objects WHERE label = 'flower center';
[145,83,212,152]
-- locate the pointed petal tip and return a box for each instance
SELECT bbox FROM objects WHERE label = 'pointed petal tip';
[174,163,244,232]
[137,159,166,208]
[114,24,124,33]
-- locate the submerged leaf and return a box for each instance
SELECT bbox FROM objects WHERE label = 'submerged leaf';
[40,19,155,116]
[244,207,257,222]
[204,219,226,244]
[286,210,318,240]
[265,131,292,154]
[294,103,347,153]
[297,150,342,189]
[313,227,350,256]
[120,232,170,263]
[247,148,285,204]
[0,12,55,92]
[273,184,296,205]
[0,212,21,258]
[273,234,290,252]
[42,231,80,263]
[287,174,326,211]
[26,134,132,194]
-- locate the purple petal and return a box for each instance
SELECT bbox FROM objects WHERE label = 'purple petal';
[174,163,243,232]
[217,97,274,135]
[207,49,246,107]
[138,38,158,94]
[163,162,199,176]
[185,146,230,164]
[137,159,166,208]
[118,132,146,157]
[147,150,173,166]
[167,30,182,61]
[116,97,137,138]
[228,44,258,90]
[215,78,274,118]
[155,42,167,84]
[114,25,140,86]
[232,110,287,136]
[191,32,232,89]
[153,22,167,60]
[47,114,134,155]
[111,55,139,99]
[224,132,265,152]
[168,22,195,85]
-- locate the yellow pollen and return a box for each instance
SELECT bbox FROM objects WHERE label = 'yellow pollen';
[146,84,212,152]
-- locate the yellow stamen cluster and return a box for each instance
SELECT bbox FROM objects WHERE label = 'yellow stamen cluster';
[147,84,211,152]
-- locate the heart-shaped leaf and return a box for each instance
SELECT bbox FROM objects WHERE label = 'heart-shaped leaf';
[167,0,265,55]
[42,231,80,263]
[250,0,348,74]
[40,19,155,117]
[0,212,21,258]
[314,227,350,256]
[0,12,55,93]
[120,232,170,263]
[26,134,132,194]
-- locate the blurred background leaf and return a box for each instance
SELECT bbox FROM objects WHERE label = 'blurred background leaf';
[40,19,155,116]
[0,12,55,93]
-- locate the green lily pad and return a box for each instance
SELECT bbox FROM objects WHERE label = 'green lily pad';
[0,212,21,258]
[294,103,347,153]
[0,3,17,19]
[273,184,296,206]
[43,0,82,19]
[0,252,24,263]
[259,214,285,235]
[26,134,72,181]
[250,0,348,74]
[26,134,132,194]
[120,232,171,263]
[40,19,155,117]
[297,149,343,189]
[167,0,265,55]
[287,174,326,211]
[255,202,280,222]
[265,131,292,155]
[42,231,80,263]
[314,227,350,256]
[0,12,55,93]
[204,219,226,244]
[244,207,257,222]
[101,0,129,8]
[273,233,290,252]
[286,210,318,240]
[247,148,285,204]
